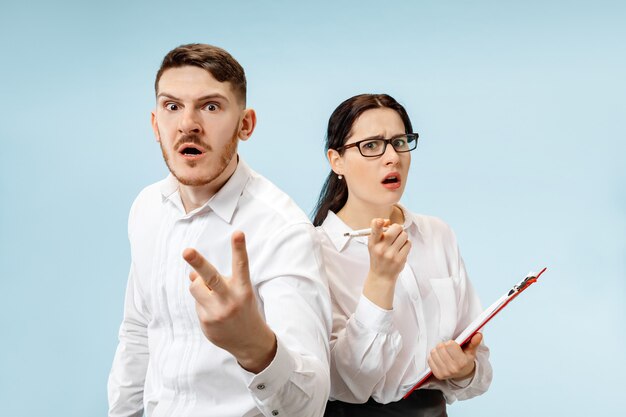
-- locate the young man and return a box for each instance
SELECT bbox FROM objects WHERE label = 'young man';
[108,44,331,417]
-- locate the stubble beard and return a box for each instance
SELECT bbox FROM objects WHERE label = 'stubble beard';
[159,126,239,187]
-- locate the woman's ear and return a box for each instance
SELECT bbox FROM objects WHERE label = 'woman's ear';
[327,148,344,176]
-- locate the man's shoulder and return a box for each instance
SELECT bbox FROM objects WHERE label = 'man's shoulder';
[131,178,168,210]
[126,178,169,233]
[242,169,311,227]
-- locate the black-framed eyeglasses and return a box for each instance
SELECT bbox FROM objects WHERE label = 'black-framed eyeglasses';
[336,133,419,158]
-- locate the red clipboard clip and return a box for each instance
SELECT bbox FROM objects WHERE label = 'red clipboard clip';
[402,267,547,399]
[509,267,546,296]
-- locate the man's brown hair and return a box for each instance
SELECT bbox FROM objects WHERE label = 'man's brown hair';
[155,43,247,105]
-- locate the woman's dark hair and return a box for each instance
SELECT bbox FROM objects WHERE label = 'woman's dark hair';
[312,93,413,226]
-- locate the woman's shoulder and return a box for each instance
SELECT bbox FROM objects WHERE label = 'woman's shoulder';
[402,208,458,243]
[410,212,451,229]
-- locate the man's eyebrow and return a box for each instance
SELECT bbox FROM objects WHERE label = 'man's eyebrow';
[196,93,229,102]
[156,92,229,102]
[156,93,179,101]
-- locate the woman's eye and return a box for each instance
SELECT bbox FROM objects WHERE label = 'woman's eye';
[165,103,179,111]
[362,141,379,150]
[392,138,407,147]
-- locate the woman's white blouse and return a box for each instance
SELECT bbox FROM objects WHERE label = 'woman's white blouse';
[317,207,493,404]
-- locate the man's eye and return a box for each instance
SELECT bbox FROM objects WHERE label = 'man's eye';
[204,103,219,111]
[165,103,179,111]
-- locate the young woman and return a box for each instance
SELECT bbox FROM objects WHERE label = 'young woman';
[314,94,492,416]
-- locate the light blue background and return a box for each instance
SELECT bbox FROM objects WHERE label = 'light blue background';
[1,1,624,416]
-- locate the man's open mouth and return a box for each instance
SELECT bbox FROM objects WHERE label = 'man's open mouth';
[178,144,206,157]
[181,147,202,155]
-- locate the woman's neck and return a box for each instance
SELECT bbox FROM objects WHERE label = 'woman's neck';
[336,200,404,230]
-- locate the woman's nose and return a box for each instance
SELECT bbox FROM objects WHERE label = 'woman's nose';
[382,142,400,165]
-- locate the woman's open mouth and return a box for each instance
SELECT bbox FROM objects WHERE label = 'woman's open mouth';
[381,172,402,190]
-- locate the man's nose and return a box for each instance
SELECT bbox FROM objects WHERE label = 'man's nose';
[179,109,202,134]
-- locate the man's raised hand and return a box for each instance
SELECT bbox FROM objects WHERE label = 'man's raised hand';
[183,231,277,373]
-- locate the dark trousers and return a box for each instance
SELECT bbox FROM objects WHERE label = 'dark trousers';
[324,389,447,417]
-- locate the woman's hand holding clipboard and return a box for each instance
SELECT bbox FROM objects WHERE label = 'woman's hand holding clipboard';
[403,267,548,399]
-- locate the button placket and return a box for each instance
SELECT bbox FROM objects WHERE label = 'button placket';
[402,263,429,369]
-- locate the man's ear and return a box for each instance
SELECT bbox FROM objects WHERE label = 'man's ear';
[151,110,161,143]
[327,148,344,176]
[238,108,257,141]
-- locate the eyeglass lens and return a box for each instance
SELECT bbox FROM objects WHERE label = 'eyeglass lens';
[359,135,416,157]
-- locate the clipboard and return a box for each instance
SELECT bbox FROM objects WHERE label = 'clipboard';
[403,267,547,399]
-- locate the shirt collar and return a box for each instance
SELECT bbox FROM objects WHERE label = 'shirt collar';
[159,157,251,223]
[320,210,353,252]
[321,203,421,252]
[160,173,179,200]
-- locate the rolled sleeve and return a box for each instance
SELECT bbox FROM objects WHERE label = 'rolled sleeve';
[448,343,492,401]
[354,294,395,333]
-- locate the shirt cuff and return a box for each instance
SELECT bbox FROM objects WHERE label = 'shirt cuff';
[354,294,395,334]
[448,359,478,389]
[241,336,296,401]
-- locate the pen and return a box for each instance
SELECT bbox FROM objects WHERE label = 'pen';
[343,225,408,237]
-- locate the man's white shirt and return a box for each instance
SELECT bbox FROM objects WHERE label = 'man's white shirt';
[108,159,331,417]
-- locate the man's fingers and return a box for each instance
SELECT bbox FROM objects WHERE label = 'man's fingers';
[231,231,251,287]
[189,270,200,283]
[183,248,227,295]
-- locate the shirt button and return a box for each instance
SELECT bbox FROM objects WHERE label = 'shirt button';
[256,384,266,390]
[271,411,279,416]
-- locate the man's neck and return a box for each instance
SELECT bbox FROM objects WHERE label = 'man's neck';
[178,159,239,214]
[179,184,217,213]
